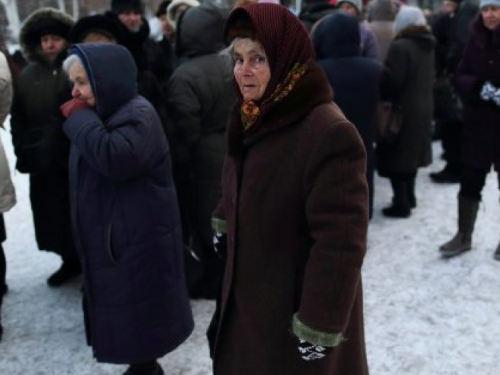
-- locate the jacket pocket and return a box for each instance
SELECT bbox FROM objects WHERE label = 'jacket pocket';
[106,224,119,266]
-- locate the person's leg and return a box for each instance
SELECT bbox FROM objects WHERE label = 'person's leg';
[382,174,411,218]
[494,171,500,260]
[430,120,461,183]
[440,166,487,257]
[406,171,418,209]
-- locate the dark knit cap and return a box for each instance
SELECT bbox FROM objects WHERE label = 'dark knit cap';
[224,4,315,101]
[156,0,172,17]
[111,0,144,14]
[70,14,124,43]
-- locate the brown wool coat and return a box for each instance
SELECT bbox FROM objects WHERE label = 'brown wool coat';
[212,66,369,375]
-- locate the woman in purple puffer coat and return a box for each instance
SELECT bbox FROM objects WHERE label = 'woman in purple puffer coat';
[439,0,500,260]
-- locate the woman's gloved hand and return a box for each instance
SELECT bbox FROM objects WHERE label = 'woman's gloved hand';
[213,232,227,260]
[479,81,500,106]
[297,338,329,361]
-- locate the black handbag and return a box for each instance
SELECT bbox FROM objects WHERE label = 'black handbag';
[374,101,404,144]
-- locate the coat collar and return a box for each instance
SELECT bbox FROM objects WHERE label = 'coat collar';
[227,63,333,157]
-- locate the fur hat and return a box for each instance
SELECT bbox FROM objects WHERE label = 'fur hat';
[167,0,200,29]
[111,0,144,14]
[70,14,124,44]
[337,0,363,13]
[20,7,74,61]
[393,5,427,34]
[479,0,500,8]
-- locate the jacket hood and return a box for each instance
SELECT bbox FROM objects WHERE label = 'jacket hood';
[69,43,138,120]
[367,0,397,22]
[313,13,361,59]
[20,7,74,63]
[395,26,437,51]
[176,3,229,59]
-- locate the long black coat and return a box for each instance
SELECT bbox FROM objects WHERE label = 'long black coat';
[377,26,436,176]
[63,43,193,364]
[10,8,76,256]
[166,3,236,254]
[314,13,381,218]
[453,16,500,171]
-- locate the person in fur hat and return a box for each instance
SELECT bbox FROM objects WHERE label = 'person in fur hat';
[10,7,81,287]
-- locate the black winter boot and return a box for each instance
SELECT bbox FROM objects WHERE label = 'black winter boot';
[47,258,81,287]
[439,196,479,258]
[382,179,411,218]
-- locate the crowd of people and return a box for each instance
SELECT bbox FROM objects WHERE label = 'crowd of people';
[0,0,499,374]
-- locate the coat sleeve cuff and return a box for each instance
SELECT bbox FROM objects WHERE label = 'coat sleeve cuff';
[211,218,227,234]
[291,313,345,347]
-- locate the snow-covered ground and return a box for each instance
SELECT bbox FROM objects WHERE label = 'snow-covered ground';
[0,121,498,375]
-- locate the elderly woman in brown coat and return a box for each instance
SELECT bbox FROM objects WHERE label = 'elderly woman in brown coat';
[210,3,369,375]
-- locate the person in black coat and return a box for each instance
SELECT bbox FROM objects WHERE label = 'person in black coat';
[60,42,193,375]
[10,7,81,286]
[166,2,237,299]
[313,12,382,219]
[429,0,478,183]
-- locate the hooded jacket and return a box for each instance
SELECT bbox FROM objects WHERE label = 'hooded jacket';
[10,8,76,256]
[11,7,74,174]
[314,13,381,218]
[166,3,236,253]
[62,43,193,363]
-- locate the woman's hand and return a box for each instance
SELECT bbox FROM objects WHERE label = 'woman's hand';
[479,81,500,106]
[60,98,90,118]
[297,338,329,361]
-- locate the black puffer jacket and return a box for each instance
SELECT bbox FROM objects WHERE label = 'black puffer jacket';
[10,8,74,174]
[166,2,237,251]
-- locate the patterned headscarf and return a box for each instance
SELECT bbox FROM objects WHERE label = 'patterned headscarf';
[224,4,315,131]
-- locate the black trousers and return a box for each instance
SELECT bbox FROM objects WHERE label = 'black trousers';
[441,119,463,173]
[459,165,499,201]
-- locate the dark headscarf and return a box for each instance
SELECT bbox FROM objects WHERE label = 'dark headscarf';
[224,4,315,131]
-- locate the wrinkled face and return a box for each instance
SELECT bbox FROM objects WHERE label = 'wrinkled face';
[118,11,142,32]
[69,61,96,107]
[482,5,500,30]
[232,39,271,102]
[339,3,359,17]
[40,34,68,62]
[441,0,458,14]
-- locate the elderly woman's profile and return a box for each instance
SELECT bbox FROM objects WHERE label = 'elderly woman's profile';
[60,43,193,375]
